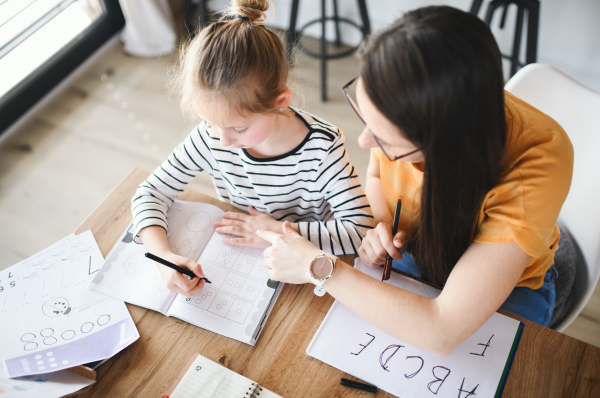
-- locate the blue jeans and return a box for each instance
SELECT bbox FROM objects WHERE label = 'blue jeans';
[392,253,556,326]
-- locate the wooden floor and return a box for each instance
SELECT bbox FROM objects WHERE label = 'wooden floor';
[1,37,599,349]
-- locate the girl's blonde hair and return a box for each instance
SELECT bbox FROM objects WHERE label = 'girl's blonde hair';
[176,0,289,119]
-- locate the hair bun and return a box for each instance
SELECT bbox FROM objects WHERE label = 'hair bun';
[230,0,269,24]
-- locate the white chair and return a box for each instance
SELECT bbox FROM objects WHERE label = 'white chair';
[505,63,600,331]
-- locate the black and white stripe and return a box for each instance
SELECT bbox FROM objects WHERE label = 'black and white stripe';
[131,108,374,255]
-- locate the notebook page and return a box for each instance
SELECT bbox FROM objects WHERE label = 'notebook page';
[170,354,282,398]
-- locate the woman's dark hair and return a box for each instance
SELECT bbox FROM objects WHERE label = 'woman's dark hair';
[358,6,506,287]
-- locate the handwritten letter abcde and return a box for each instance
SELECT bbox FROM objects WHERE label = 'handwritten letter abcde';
[307,260,523,398]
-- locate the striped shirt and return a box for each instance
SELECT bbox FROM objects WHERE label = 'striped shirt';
[131,107,374,255]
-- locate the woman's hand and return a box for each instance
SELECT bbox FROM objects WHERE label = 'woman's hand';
[358,222,407,267]
[152,250,207,297]
[215,207,286,248]
[256,221,323,284]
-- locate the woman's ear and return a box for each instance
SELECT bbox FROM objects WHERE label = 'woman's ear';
[275,90,292,110]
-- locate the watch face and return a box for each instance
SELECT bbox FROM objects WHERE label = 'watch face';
[311,256,333,279]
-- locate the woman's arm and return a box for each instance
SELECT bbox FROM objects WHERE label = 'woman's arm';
[258,223,529,357]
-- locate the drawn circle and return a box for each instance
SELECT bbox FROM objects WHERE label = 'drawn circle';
[195,299,201,304]
[201,295,207,300]
[62,330,76,340]
[207,291,213,296]
[43,337,57,345]
[81,322,95,333]
[216,305,222,309]
[97,314,111,326]
[187,212,211,231]
[21,333,36,342]
[196,365,202,371]
[24,342,38,351]
[42,298,70,317]
[40,328,54,337]
[236,309,242,314]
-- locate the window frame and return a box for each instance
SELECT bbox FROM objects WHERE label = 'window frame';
[0,0,125,135]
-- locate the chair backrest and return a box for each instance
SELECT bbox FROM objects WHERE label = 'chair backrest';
[504,63,600,331]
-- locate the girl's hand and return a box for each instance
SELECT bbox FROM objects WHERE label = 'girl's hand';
[215,206,284,248]
[358,222,407,268]
[152,251,207,297]
[256,221,323,284]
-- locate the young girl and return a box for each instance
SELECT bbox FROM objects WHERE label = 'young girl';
[131,0,374,297]
[256,6,573,356]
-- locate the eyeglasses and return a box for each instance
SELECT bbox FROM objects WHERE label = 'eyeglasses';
[342,77,422,162]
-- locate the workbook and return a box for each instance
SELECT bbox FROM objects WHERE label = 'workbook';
[89,200,283,345]
[307,259,524,398]
[168,353,282,398]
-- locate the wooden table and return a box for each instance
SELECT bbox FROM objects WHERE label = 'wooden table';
[76,168,600,397]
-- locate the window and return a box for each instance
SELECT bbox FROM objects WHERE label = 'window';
[0,0,124,135]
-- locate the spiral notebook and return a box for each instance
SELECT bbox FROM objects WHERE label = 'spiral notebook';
[168,353,282,398]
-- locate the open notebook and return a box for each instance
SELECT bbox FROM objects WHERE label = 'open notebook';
[168,353,281,398]
[89,200,283,345]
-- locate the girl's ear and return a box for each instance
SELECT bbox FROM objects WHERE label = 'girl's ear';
[275,90,292,110]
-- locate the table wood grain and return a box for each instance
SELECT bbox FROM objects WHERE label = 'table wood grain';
[75,168,600,397]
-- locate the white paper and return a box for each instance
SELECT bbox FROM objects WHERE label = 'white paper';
[89,200,283,345]
[0,362,94,398]
[0,231,139,378]
[306,260,522,398]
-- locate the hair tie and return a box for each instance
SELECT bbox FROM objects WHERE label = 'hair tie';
[236,14,249,20]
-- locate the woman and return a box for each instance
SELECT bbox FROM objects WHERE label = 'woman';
[256,6,573,356]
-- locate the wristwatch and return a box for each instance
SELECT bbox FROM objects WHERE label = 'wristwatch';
[309,253,338,296]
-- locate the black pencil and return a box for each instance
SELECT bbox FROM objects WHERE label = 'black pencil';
[383,199,402,281]
[145,252,211,283]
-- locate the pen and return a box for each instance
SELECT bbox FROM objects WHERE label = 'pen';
[383,199,402,281]
[340,378,378,393]
[144,252,211,284]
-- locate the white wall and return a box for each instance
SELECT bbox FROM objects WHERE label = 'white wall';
[248,0,600,92]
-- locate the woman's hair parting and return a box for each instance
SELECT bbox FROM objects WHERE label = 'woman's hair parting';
[358,6,507,287]
[175,0,289,118]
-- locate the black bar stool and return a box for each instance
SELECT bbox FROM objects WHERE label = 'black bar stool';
[470,0,540,77]
[184,0,212,36]
[287,0,371,101]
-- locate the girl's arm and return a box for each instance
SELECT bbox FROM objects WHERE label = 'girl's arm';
[132,124,208,242]
[258,223,529,357]
[137,226,208,296]
[294,135,375,255]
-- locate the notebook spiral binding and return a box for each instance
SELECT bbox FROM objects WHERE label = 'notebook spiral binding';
[246,382,263,397]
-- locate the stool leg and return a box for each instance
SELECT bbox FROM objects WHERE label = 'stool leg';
[510,5,525,76]
[333,0,342,46]
[321,0,327,101]
[525,0,539,65]
[357,0,371,35]
[287,0,300,64]
[470,0,485,15]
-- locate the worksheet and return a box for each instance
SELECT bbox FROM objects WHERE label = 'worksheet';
[0,231,139,378]
[89,200,283,345]
[307,259,524,398]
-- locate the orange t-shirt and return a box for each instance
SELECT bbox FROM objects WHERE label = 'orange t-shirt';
[373,91,573,289]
